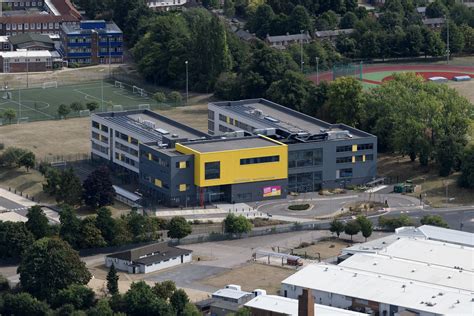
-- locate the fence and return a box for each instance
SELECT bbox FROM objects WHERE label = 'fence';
[170,221,331,246]
[332,62,363,80]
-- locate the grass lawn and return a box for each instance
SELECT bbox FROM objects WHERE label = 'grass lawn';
[0,167,54,204]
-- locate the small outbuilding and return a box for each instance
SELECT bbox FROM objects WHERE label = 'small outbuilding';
[105,242,192,274]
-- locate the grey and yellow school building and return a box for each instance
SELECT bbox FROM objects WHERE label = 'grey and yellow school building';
[91,99,377,207]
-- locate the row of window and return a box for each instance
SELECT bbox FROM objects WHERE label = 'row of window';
[143,152,170,168]
[115,142,138,157]
[288,149,323,168]
[336,154,374,164]
[92,142,108,155]
[99,47,123,53]
[92,121,109,132]
[241,155,279,165]
[115,152,136,167]
[288,171,323,193]
[115,131,138,145]
[68,48,92,53]
[219,124,234,133]
[208,110,215,120]
[92,131,108,144]
[338,168,353,178]
[219,114,253,132]
[7,1,42,7]
[5,22,59,31]
[336,143,374,152]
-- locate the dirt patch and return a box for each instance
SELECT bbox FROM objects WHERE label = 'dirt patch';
[200,263,294,294]
[0,104,209,160]
[292,239,350,260]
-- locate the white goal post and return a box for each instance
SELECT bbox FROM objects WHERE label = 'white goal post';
[112,104,123,111]
[132,85,147,97]
[114,80,124,89]
[42,81,58,89]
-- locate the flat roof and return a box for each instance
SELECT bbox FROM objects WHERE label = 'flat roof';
[95,110,207,143]
[61,21,122,34]
[383,238,474,272]
[181,136,283,153]
[340,253,474,292]
[417,225,474,247]
[245,295,365,316]
[106,242,192,265]
[210,99,373,139]
[212,288,252,300]
[0,50,52,58]
[282,264,473,315]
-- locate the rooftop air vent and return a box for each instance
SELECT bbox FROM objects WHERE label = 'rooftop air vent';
[155,128,169,135]
[264,116,279,123]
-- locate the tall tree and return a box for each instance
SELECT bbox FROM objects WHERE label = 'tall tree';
[18,151,35,172]
[59,205,82,249]
[153,280,177,301]
[356,216,373,241]
[58,104,71,119]
[426,0,447,18]
[167,216,192,240]
[52,284,95,310]
[266,70,314,112]
[26,205,50,240]
[1,292,52,316]
[95,207,117,245]
[18,237,91,300]
[326,77,365,128]
[224,0,236,17]
[106,264,119,296]
[288,5,313,33]
[82,166,115,209]
[79,217,107,249]
[124,281,173,316]
[344,220,360,241]
[459,146,474,188]
[329,219,345,238]
[224,214,253,235]
[0,221,34,260]
[56,168,83,206]
[170,289,189,315]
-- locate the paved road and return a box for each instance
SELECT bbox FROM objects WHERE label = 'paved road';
[0,196,25,211]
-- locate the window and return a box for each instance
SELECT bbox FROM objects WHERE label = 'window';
[357,143,373,151]
[336,145,352,152]
[219,125,234,133]
[288,149,323,168]
[178,184,188,192]
[92,121,100,129]
[240,155,279,165]
[336,156,352,164]
[365,154,374,161]
[208,110,214,120]
[339,168,353,178]
[208,121,214,132]
[355,155,364,162]
[205,161,220,180]
[219,114,227,122]
[101,125,108,132]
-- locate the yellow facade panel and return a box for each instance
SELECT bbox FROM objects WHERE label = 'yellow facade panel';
[363,155,366,162]
[179,161,187,169]
[177,142,288,187]
[352,144,358,152]
[128,136,132,143]
[352,156,355,163]
[154,179,162,187]
[148,153,152,161]
[179,184,187,192]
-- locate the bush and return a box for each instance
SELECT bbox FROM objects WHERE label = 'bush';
[0,143,4,150]
[153,92,166,103]
[168,91,183,103]
[288,204,310,211]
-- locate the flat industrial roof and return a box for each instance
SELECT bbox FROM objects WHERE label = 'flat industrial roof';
[0,50,52,58]
[282,264,473,315]
[212,288,251,300]
[417,225,474,247]
[245,295,365,316]
[95,110,207,143]
[340,253,474,292]
[181,136,284,153]
[211,99,372,139]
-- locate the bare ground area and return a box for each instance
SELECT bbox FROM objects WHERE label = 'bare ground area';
[200,263,295,295]
[0,103,208,160]
[448,81,474,105]
[292,238,352,260]
[378,154,474,207]
[0,167,54,203]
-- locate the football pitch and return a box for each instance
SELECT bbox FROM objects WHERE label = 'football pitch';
[0,81,162,122]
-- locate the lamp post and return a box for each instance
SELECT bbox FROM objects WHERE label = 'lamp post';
[26,49,29,88]
[300,30,304,73]
[315,57,319,85]
[185,60,189,105]
[445,15,450,64]
[108,35,112,77]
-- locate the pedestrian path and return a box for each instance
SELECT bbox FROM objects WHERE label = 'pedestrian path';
[0,187,37,208]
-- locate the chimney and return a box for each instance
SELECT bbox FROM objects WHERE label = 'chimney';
[298,288,314,316]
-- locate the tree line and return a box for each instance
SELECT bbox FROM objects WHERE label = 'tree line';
[0,236,200,315]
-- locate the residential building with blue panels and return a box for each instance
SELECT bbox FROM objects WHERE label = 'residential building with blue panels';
[59,20,123,65]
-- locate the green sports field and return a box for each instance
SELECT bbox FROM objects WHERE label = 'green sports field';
[0,81,167,123]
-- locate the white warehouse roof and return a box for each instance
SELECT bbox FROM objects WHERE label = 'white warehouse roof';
[0,50,52,58]
[245,295,365,316]
[417,225,474,247]
[383,238,473,272]
[212,288,251,300]
[282,264,473,315]
[340,253,474,292]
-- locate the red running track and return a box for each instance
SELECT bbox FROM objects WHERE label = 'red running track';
[308,64,474,84]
